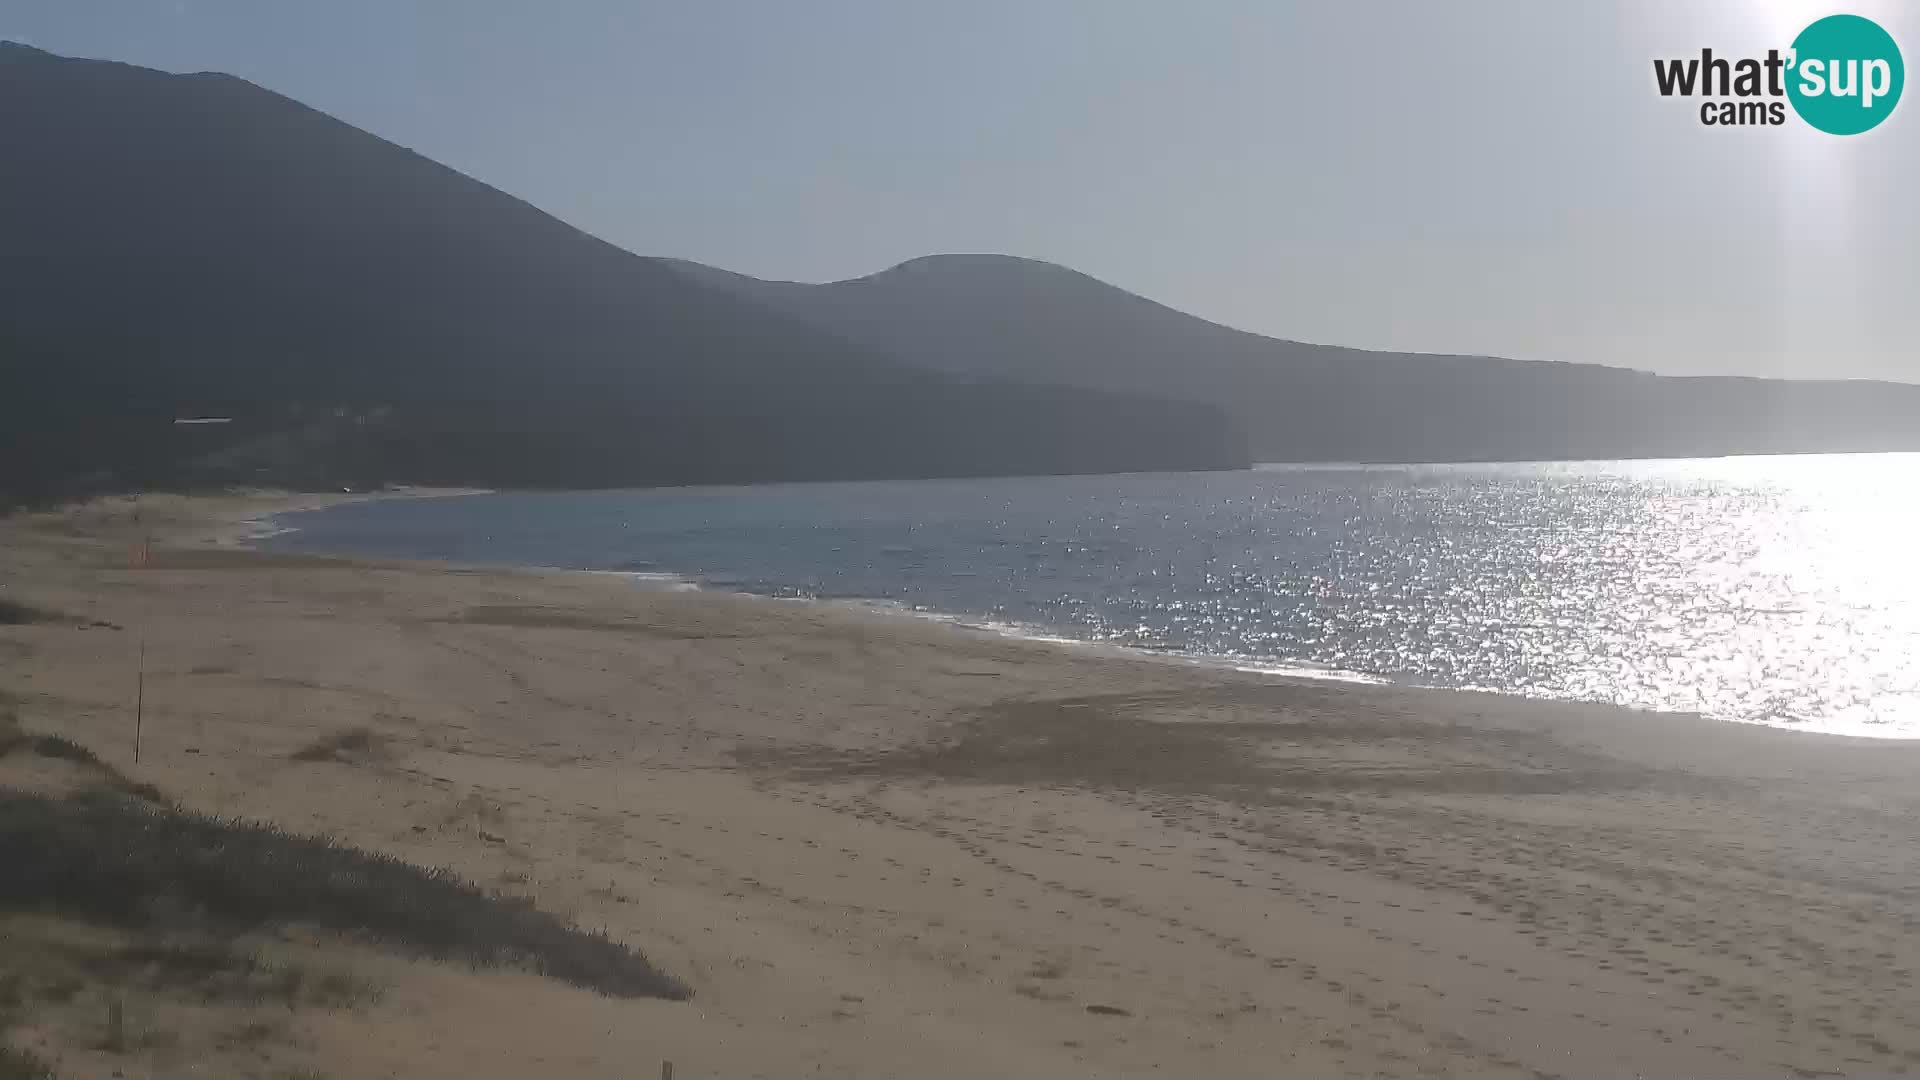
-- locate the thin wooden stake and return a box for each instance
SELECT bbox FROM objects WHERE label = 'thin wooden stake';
[134,636,145,765]
[106,995,126,1053]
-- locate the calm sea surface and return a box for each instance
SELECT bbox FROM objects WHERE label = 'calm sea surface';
[266,455,1920,737]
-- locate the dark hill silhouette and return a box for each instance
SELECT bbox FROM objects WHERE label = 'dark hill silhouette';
[0,44,1244,503]
[667,254,1920,463]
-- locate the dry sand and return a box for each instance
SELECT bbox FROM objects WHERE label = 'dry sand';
[5,491,1920,1078]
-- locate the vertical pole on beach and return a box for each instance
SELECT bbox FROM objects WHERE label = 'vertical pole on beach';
[134,636,145,765]
[661,1061,673,1080]
[106,995,126,1053]
[130,534,149,765]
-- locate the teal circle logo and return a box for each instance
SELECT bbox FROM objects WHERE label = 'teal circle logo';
[1787,14,1904,134]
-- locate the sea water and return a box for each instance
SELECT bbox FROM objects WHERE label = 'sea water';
[265,454,1920,737]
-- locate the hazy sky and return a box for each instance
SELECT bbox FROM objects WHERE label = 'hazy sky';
[6,1,1915,381]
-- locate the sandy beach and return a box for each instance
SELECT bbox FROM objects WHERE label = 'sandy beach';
[6,492,1920,1079]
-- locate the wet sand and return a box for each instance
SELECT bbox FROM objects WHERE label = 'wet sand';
[5,492,1920,1078]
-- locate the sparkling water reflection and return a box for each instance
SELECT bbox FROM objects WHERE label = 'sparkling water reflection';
[270,454,1920,736]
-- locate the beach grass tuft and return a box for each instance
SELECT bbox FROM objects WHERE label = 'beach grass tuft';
[0,790,688,1001]
[0,599,60,626]
[289,727,384,763]
[0,1044,55,1080]
[0,727,166,804]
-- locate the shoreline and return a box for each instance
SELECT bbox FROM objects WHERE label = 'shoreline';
[251,487,1412,693]
[253,488,1912,744]
[209,485,493,548]
[8,490,1920,1077]
[249,491,1680,738]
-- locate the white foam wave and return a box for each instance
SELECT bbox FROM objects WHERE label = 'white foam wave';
[573,569,703,592]
[819,596,1390,687]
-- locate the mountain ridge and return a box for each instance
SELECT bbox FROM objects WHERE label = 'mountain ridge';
[0,45,1246,502]
[675,252,1685,382]
[665,254,1920,462]
[667,252,1606,374]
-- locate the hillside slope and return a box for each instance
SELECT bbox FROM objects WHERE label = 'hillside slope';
[669,254,1920,463]
[0,45,1244,502]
